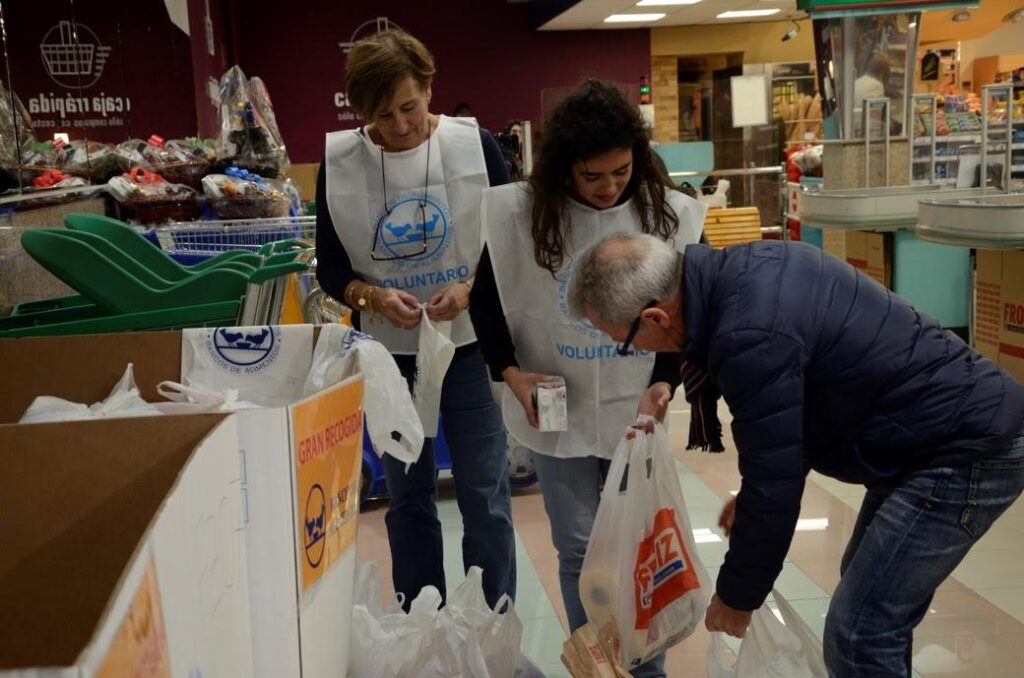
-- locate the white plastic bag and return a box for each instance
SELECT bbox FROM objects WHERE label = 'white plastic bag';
[706,590,826,678]
[303,324,423,465]
[151,381,258,414]
[414,310,455,437]
[19,364,163,423]
[181,325,313,407]
[580,418,712,670]
[448,568,523,678]
[349,563,533,678]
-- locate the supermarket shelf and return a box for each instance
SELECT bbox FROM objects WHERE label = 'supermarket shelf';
[913,134,982,145]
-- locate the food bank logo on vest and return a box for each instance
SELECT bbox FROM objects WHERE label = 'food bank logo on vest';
[376,193,452,266]
[633,508,701,630]
[209,326,281,372]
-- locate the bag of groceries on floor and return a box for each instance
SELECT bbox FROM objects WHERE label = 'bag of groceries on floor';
[349,563,543,678]
[706,590,826,678]
[579,417,712,670]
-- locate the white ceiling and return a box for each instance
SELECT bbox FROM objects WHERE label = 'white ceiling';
[539,0,802,30]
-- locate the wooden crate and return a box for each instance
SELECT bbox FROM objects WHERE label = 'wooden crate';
[702,207,762,248]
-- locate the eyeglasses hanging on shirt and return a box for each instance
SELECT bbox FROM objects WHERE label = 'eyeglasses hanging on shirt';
[370,125,433,261]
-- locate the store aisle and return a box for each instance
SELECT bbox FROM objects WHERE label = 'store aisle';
[355,403,1024,677]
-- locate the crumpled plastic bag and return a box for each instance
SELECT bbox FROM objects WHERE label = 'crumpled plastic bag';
[151,381,258,415]
[414,310,456,437]
[349,563,537,678]
[19,364,163,423]
[706,590,827,678]
[303,324,422,465]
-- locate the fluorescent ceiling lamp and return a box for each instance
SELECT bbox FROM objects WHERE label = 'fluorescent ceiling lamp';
[604,13,666,22]
[637,0,702,5]
[794,518,830,531]
[718,9,781,18]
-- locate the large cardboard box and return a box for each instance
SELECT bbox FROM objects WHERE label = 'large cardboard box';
[998,251,1024,383]
[845,230,892,289]
[0,414,255,676]
[0,329,364,678]
[974,249,1003,364]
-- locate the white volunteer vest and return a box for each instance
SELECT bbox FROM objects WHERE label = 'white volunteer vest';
[484,183,706,459]
[325,115,488,354]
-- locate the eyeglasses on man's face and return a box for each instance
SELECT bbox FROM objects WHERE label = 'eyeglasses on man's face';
[616,300,658,356]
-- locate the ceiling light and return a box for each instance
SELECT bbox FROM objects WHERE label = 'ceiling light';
[1003,8,1024,22]
[637,0,702,5]
[604,13,667,23]
[950,10,971,22]
[781,20,800,42]
[718,9,781,19]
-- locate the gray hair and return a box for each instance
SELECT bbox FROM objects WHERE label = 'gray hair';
[568,232,682,326]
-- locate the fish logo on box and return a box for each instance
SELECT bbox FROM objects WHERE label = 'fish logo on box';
[211,326,280,369]
[633,508,700,630]
[304,483,327,568]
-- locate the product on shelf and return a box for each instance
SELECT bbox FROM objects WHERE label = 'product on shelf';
[0,81,36,166]
[32,168,87,189]
[776,94,823,142]
[108,167,198,224]
[58,140,129,182]
[202,167,291,219]
[215,66,290,178]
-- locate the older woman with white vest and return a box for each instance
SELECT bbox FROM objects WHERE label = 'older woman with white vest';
[469,80,706,678]
[315,29,515,609]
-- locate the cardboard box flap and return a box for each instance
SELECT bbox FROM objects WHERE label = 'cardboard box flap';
[0,414,227,670]
[0,331,182,423]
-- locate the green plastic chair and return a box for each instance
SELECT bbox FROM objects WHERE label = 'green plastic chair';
[64,213,261,275]
[21,229,249,313]
[0,300,240,338]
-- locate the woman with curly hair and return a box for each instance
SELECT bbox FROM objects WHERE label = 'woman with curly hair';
[469,79,706,677]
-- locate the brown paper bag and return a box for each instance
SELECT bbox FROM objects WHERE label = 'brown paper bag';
[561,623,632,678]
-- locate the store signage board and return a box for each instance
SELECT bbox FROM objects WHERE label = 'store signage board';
[797,0,977,17]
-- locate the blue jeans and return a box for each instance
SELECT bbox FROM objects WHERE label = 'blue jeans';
[383,346,515,609]
[824,433,1024,677]
[532,452,666,678]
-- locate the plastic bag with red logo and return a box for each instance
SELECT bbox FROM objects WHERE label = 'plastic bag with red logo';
[580,417,712,670]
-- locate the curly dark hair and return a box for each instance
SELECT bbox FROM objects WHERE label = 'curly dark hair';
[529,79,678,275]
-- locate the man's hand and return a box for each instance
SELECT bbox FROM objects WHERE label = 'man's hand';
[502,367,553,429]
[638,382,671,422]
[718,497,737,538]
[705,594,752,638]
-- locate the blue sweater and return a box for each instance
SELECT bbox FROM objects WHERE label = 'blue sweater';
[682,241,1024,611]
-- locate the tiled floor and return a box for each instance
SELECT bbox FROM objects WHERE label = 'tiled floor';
[355,403,1024,677]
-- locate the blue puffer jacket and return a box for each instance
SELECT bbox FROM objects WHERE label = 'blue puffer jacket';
[682,241,1024,611]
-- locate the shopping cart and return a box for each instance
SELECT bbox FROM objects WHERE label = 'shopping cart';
[144,216,316,266]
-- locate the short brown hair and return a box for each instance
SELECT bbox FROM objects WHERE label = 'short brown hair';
[345,29,436,119]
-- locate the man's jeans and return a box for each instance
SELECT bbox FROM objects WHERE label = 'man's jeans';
[383,346,516,609]
[532,452,666,678]
[824,433,1024,677]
